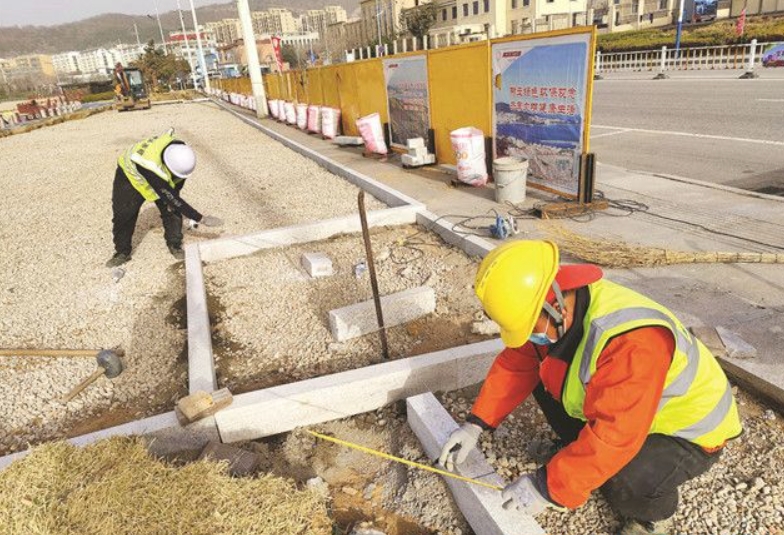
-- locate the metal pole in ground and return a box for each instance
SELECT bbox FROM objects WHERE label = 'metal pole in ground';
[358,190,390,361]
[175,0,198,88]
[675,0,685,58]
[236,0,269,117]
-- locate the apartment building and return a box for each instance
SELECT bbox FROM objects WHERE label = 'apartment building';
[205,19,241,46]
[304,6,348,38]
[2,54,56,80]
[360,0,419,44]
[251,8,299,36]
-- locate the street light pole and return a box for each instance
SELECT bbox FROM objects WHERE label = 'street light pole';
[675,0,685,57]
[153,0,168,53]
[375,0,383,56]
[188,0,211,91]
[175,0,198,88]
[237,0,268,117]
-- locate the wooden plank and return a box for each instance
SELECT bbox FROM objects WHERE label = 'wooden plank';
[176,388,234,424]
[407,393,545,535]
[215,339,503,443]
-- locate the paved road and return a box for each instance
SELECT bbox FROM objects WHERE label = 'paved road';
[591,70,784,193]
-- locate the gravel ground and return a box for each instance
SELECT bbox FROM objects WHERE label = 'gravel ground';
[257,387,783,535]
[0,101,385,455]
[204,224,491,393]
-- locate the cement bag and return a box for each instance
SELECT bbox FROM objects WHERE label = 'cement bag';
[296,103,308,130]
[356,113,388,155]
[284,102,297,124]
[307,105,322,134]
[321,107,341,139]
[249,96,257,111]
[450,127,488,186]
[269,99,280,118]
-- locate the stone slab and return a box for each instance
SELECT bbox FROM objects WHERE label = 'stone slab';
[716,326,757,359]
[329,286,436,342]
[198,205,420,264]
[186,244,216,394]
[214,339,503,443]
[407,393,545,535]
[198,441,260,477]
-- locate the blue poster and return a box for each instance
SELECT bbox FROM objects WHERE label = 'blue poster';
[493,34,592,197]
[383,56,431,147]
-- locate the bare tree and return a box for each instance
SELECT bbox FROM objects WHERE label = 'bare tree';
[399,2,440,48]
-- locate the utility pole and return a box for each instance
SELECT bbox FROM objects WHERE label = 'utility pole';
[153,0,168,53]
[175,0,198,88]
[375,0,383,56]
[237,0,269,117]
[134,23,142,47]
[675,0,685,57]
[188,0,211,90]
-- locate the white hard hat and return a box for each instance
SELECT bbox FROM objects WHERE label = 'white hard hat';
[163,143,196,178]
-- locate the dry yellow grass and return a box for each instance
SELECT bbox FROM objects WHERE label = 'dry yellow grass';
[546,224,784,268]
[0,437,331,535]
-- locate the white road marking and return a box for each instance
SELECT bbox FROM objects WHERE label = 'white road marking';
[591,124,784,146]
[757,98,784,102]
[591,129,632,139]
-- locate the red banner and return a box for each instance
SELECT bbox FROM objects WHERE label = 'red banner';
[736,8,746,37]
[271,35,283,72]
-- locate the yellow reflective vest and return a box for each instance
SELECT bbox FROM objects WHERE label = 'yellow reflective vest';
[118,132,183,201]
[562,280,742,449]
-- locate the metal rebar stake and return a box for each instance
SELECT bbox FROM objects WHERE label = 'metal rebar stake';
[358,190,389,360]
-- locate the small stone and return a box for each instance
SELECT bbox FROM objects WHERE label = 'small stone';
[764,409,777,421]
[342,486,359,496]
[751,477,765,490]
[735,482,748,491]
[377,419,387,427]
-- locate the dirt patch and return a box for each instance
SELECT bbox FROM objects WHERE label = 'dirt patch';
[204,225,491,394]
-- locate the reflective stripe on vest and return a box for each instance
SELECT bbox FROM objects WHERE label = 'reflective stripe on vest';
[562,280,742,448]
[117,133,177,201]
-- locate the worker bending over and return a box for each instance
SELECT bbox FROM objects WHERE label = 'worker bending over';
[439,240,742,535]
[107,129,223,267]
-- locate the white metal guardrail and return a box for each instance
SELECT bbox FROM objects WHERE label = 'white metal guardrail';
[596,39,783,73]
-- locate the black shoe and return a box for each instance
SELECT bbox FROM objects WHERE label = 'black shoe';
[168,245,185,260]
[106,252,131,267]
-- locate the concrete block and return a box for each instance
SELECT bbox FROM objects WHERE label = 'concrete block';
[408,146,428,158]
[406,137,425,149]
[199,441,260,477]
[690,326,726,357]
[198,205,420,263]
[144,416,221,461]
[302,252,334,278]
[335,135,364,146]
[329,286,436,342]
[407,393,545,535]
[214,339,503,443]
[186,244,216,393]
[716,326,757,359]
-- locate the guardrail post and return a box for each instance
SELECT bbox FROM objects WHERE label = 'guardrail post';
[740,38,759,79]
[393,40,398,55]
[653,46,668,79]
[594,51,603,80]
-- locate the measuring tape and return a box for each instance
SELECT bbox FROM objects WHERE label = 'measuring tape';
[306,430,503,491]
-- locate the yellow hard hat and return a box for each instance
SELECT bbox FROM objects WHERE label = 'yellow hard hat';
[474,240,559,348]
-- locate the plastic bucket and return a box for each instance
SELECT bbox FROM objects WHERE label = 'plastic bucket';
[493,157,528,205]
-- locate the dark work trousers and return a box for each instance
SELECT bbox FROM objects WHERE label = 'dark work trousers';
[111,166,183,256]
[532,383,721,522]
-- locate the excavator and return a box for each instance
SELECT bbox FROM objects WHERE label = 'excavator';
[114,63,151,111]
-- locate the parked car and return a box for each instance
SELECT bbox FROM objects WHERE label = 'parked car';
[762,44,784,68]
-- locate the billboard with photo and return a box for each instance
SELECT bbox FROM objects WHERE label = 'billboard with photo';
[492,32,593,197]
[383,56,431,148]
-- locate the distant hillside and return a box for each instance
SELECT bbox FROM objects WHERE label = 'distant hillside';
[0,0,360,57]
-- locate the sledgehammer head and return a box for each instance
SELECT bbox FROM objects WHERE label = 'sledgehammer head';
[96,349,124,379]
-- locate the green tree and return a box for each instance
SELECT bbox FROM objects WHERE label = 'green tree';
[399,3,440,47]
[281,44,300,69]
[131,40,191,91]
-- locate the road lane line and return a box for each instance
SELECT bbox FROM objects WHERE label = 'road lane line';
[757,99,784,102]
[591,129,632,139]
[591,125,784,146]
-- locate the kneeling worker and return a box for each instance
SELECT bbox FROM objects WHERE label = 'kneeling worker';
[439,240,742,535]
[107,129,223,267]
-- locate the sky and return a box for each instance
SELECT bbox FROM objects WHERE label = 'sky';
[0,0,221,27]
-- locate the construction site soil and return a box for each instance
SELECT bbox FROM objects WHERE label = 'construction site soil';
[0,102,384,456]
[204,224,492,394]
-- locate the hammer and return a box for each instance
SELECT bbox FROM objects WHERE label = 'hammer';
[61,350,124,403]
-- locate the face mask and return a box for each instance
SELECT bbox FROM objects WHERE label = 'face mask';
[529,316,557,346]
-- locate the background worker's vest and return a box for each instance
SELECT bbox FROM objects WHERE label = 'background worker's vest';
[562,280,742,448]
[118,133,183,201]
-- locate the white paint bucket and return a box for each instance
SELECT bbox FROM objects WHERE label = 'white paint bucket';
[493,157,528,205]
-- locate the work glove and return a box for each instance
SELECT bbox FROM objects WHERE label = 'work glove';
[437,422,483,471]
[501,472,566,515]
[200,215,224,227]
